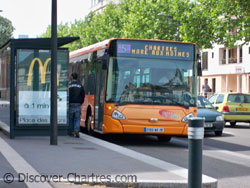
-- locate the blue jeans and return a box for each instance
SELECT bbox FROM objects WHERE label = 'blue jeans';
[69,103,81,133]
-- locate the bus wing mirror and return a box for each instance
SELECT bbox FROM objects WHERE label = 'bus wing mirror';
[197,62,202,76]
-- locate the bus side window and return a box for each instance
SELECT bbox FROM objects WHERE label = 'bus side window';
[88,52,96,95]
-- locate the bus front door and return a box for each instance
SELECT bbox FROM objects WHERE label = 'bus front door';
[94,61,106,132]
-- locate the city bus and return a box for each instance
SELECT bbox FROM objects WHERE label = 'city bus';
[69,38,199,141]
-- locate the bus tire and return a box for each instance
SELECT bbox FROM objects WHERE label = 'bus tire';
[86,115,94,136]
[157,135,172,142]
[80,125,87,133]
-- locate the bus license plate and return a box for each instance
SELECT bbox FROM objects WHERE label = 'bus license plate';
[204,123,213,128]
[144,127,164,133]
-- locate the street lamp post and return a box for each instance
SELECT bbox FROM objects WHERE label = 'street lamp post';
[50,0,58,145]
[157,13,181,41]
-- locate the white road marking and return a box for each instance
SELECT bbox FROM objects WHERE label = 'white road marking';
[0,137,52,188]
[175,138,250,167]
[223,131,235,136]
[0,121,9,133]
[80,133,217,184]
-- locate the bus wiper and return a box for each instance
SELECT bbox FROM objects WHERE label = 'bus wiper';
[115,101,154,106]
[115,101,132,106]
[171,100,189,109]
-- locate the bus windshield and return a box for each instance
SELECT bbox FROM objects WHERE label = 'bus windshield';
[106,57,197,107]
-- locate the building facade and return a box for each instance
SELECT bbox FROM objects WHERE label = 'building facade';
[90,0,120,12]
[200,43,250,96]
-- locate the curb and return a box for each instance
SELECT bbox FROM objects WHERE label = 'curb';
[51,179,217,188]
[0,126,217,188]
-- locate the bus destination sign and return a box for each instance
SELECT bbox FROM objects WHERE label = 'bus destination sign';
[116,40,195,61]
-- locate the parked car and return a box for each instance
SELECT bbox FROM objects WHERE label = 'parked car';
[197,95,224,136]
[208,92,250,127]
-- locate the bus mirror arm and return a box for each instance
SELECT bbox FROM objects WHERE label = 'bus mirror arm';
[101,54,109,70]
[102,60,108,69]
[197,61,202,76]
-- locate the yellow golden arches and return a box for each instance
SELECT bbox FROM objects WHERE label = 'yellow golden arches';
[27,57,59,86]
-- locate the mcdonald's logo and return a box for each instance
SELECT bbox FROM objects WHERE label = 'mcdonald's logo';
[27,57,59,86]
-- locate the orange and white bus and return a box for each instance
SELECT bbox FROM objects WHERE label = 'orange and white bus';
[69,38,199,141]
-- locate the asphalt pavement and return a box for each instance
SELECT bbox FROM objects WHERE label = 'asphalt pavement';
[0,121,217,188]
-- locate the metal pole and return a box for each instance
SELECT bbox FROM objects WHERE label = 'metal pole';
[10,45,15,139]
[188,117,204,188]
[50,0,57,145]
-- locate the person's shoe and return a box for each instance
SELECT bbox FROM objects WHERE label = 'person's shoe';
[68,132,74,137]
[75,131,80,138]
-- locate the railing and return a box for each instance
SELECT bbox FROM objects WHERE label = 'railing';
[221,58,240,64]
[229,58,237,64]
[221,59,226,64]
[198,92,214,99]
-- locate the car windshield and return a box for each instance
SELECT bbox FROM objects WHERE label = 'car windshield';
[106,56,197,107]
[198,96,214,109]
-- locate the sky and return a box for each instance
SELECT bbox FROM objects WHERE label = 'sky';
[0,0,91,38]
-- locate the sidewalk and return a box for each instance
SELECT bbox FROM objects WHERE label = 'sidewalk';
[0,122,217,188]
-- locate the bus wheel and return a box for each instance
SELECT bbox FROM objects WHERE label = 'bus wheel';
[80,126,87,133]
[157,135,172,142]
[87,115,94,136]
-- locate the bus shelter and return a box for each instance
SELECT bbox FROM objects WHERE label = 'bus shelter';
[0,37,78,138]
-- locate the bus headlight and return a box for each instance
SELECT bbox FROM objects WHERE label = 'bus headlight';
[112,110,125,120]
[182,113,194,122]
[216,115,224,121]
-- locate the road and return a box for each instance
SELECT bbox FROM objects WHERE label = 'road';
[99,123,250,188]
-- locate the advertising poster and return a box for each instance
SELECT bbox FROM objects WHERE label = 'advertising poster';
[17,49,68,125]
[18,91,67,124]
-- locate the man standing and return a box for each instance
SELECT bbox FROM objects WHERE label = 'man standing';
[202,79,211,98]
[69,72,85,138]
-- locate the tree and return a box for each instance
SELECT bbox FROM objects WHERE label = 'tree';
[41,0,250,51]
[195,0,250,48]
[0,16,14,47]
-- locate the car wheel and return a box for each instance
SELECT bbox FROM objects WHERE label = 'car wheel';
[157,135,172,142]
[230,122,236,127]
[215,130,223,136]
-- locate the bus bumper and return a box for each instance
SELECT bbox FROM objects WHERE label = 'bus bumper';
[103,115,188,135]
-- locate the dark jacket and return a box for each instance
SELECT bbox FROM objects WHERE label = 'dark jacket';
[69,80,85,104]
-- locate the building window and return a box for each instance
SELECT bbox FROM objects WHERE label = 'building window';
[221,49,226,64]
[228,48,237,64]
[202,52,208,70]
[212,52,214,58]
[240,47,242,63]
[249,47,250,54]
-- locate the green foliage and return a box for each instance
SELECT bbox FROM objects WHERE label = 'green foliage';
[197,0,250,48]
[0,16,14,47]
[40,0,250,51]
